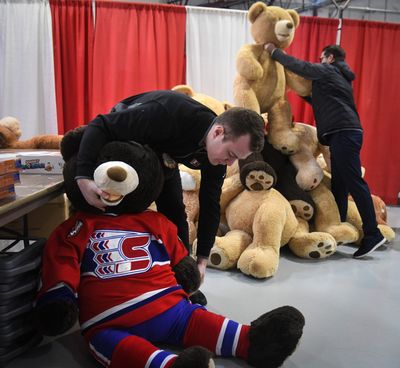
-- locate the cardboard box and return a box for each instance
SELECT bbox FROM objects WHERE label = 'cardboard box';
[2,194,71,238]
[17,151,64,175]
[0,157,21,175]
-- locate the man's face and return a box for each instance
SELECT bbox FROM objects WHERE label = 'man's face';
[206,125,252,166]
[320,52,334,64]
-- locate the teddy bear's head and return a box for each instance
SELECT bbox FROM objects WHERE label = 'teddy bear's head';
[171,85,233,115]
[248,2,300,49]
[0,116,22,148]
[61,127,164,214]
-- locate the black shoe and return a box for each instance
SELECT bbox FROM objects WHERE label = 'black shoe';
[189,290,208,306]
[353,234,386,258]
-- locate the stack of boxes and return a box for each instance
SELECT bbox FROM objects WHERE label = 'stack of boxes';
[0,239,45,365]
[0,158,21,202]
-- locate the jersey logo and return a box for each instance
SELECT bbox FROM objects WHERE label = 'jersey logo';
[68,220,83,237]
[88,230,153,279]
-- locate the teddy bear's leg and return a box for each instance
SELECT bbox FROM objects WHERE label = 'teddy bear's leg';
[346,200,395,244]
[208,230,252,270]
[182,305,304,368]
[237,202,289,278]
[267,99,300,155]
[310,183,359,245]
[276,162,315,221]
[89,329,214,368]
[288,218,337,259]
[289,150,324,191]
[233,80,261,114]
[247,305,305,368]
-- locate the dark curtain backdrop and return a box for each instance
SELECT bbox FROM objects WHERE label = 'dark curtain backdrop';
[285,16,400,204]
[91,0,186,118]
[50,0,94,134]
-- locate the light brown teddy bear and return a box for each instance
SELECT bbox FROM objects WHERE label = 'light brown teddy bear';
[208,183,340,278]
[0,116,62,149]
[234,2,311,155]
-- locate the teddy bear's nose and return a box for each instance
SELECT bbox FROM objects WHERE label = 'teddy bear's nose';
[107,166,127,182]
[287,23,293,29]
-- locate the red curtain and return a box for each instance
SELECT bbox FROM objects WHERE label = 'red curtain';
[50,0,94,134]
[286,16,339,125]
[90,1,186,118]
[341,19,400,204]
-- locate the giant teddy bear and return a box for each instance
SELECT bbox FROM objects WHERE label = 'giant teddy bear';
[234,2,311,155]
[34,127,305,368]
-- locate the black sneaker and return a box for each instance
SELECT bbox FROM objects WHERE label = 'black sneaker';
[353,234,386,259]
[189,290,208,306]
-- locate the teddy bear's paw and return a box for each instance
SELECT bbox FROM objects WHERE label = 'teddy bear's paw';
[324,223,359,245]
[172,346,215,368]
[245,169,275,191]
[289,233,336,259]
[295,170,323,191]
[248,305,305,368]
[290,200,314,221]
[34,299,78,336]
[209,246,236,270]
[377,224,395,242]
[237,246,279,278]
[268,126,300,155]
[208,231,252,270]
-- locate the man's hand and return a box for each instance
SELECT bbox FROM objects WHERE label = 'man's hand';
[196,257,208,285]
[76,178,109,211]
[264,43,277,54]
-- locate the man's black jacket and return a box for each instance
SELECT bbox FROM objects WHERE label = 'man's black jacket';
[77,90,226,258]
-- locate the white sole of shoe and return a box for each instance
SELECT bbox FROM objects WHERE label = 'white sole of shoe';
[354,237,387,259]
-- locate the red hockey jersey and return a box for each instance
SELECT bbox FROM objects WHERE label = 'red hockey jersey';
[39,210,189,337]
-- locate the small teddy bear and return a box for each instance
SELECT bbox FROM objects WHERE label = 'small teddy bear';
[0,116,62,149]
[34,127,305,368]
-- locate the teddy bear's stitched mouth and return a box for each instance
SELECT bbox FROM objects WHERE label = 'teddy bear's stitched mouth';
[104,194,124,203]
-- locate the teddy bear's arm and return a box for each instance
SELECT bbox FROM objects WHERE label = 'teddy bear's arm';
[236,45,264,81]
[35,218,87,335]
[172,256,201,295]
[285,69,312,97]
[38,220,86,296]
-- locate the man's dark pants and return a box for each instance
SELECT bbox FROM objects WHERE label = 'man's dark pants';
[327,130,379,238]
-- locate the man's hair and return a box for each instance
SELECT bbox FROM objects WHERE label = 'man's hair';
[214,107,265,152]
[322,44,346,62]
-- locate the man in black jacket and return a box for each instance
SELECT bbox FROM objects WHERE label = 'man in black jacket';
[75,90,265,304]
[264,44,385,258]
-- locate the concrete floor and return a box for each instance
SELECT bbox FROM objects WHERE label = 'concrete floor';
[5,207,400,368]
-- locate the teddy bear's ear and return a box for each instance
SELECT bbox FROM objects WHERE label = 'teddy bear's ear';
[248,2,267,24]
[287,9,300,28]
[223,102,234,111]
[171,84,194,97]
